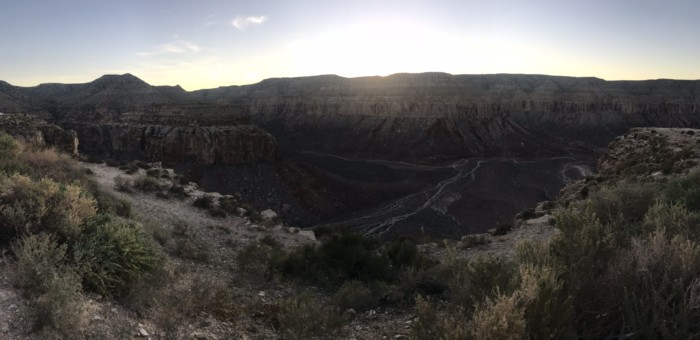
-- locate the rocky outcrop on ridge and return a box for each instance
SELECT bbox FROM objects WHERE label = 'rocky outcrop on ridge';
[598,127,700,178]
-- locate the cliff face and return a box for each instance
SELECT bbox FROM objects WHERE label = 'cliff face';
[193,73,700,160]
[65,122,276,165]
[0,114,79,155]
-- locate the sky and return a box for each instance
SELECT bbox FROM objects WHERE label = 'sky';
[1,0,699,90]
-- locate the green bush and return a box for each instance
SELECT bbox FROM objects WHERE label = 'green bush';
[279,232,391,285]
[0,174,97,243]
[33,268,84,333]
[664,169,700,212]
[208,208,227,218]
[175,239,210,263]
[10,233,84,333]
[218,196,238,214]
[113,175,132,192]
[240,202,262,222]
[133,175,162,192]
[73,215,162,296]
[168,184,188,198]
[11,233,69,294]
[276,292,346,340]
[586,180,658,228]
[332,280,377,311]
[237,239,285,280]
[193,195,214,209]
[146,168,161,177]
[605,231,700,338]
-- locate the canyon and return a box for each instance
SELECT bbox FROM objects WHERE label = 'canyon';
[1,73,698,238]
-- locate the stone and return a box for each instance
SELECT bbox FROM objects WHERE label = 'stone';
[236,207,247,216]
[260,209,278,221]
[138,326,149,337]
[298,230,316,241]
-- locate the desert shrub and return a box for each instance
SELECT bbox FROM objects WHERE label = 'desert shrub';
[332,280,376,311]
[33,268,84,333]
[459,234,490,249]
[17,147,84,183]
[492,223,513,236]
[86,181,132,218]
[0,132,26,174]
[664,169,700,212]
[438,256,520,314]
[124,163,139,175]
[413,295,466,340]
[586,180,659,228]
[279,232,391,285]
[0,174,96,243]
[177,175,189,185]
[208,207,226,218]
[515,239,556,268]
[146,168,161,177]
[516,207,539,220]
[604,231,700,338]
[156,191,171,199]
[276,292,346,340]
[193,195,214,209]
[218,196,238,214]
[168,184,188,198]
[10,233,83,333]
[239,202,262,222]
[518,265,575,339]
[105,159,120,167]
[237,239,285,280]
[133,175,162,192]
[175,239,210,263]
[383,238,431,269]
[11,233,69,293]
[134,160,151,169]
[643,200,700,239]
[113,175,132,193]
[73,215,162,296]
[467,292,526,340]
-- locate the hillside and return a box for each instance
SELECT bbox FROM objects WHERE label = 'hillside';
[3,121,700,338]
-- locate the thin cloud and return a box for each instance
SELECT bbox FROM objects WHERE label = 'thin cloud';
[136,39,201,57]
[203,14,218,27]
[232,15,267,30]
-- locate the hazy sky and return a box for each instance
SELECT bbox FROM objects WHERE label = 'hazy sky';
[2,0,699,90]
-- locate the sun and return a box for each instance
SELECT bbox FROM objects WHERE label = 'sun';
[284,19,468,77]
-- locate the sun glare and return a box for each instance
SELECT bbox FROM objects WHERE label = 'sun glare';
[285,19,468,77]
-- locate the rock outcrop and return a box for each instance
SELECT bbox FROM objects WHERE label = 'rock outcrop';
[598,127,700,178]
[0,114,79,154]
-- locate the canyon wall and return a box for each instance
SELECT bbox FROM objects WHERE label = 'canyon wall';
[194,73,700,160]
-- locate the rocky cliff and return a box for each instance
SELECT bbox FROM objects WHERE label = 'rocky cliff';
[65,121,275,165]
